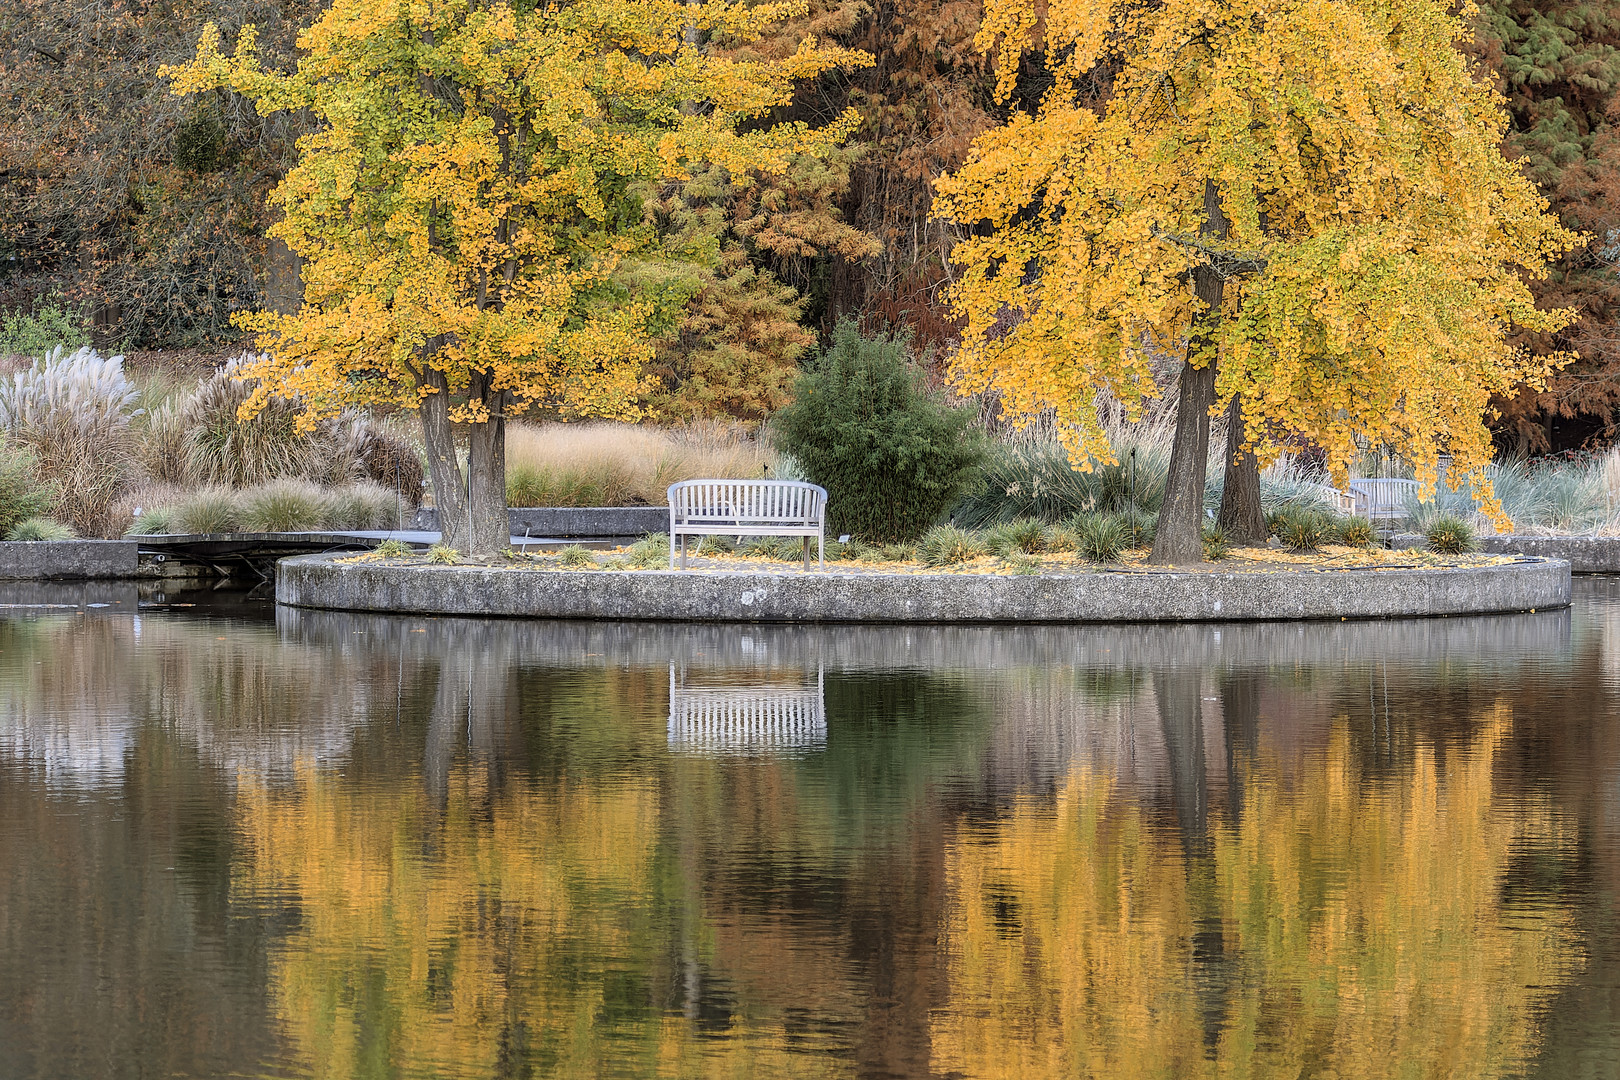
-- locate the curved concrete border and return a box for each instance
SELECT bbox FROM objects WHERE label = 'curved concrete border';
[1475,536,1620,574]
[275,554,1571,623]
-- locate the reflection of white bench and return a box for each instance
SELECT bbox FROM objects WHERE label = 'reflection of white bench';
[668,479,828,570]
[1350,478,1420,524]
[667,663,826,755]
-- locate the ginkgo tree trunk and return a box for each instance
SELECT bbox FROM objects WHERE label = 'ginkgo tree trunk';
[934,0,1578,563]
[164,0,867,554]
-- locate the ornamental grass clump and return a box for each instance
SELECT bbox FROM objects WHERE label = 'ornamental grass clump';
[1074,513,1127,562]
[321,482,398,530]
[1116,507,1157,548]
[1001,549,1041,575]
[504,421,769,507]
[558,544,595,567]
[918,524,987,567]
[1426,514,1479,554]
[627,533,670,567]
[173,488,243,534]
[374,538,414,557]
[125,506,179,536]
[1202,524,1232,561]
[1337,516,1377,548]
[239,478,327,532]
[1269,506,1335,551]
[1042,522,1080,553]
[0,442,54,537]
[0,346,142,537]
[984,518,1046,556]
[179,362,313,487]
[955,423,1172,526]
[773,320,987,543]
[6,517,74,541]
[426,543,459,564]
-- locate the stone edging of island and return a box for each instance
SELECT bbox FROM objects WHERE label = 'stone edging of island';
[275,553,1572,623]
[0,540,138,581]
[1445,536,1620,574]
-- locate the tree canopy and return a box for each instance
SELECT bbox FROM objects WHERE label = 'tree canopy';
[935,0,1579,555]
[164,0,869,550]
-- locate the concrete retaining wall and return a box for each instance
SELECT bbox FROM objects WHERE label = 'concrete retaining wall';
[0,541,139,580]
[1390,534,1620,573]
[276,554,1571,623]
[410,506,668,537]
[1478,536,1620,573]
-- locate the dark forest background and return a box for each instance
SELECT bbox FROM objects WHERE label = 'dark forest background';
[1,0,1616,445]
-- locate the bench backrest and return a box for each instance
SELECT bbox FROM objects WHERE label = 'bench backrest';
[668,480,827,526]
[1349,478,1420,517]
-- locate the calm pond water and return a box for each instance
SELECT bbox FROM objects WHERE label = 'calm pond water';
[3,580,1620,1079]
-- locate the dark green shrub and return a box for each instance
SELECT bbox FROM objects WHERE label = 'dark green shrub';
[772,320,987,543]
[1426,515,1478,554]
[0,303,90,359]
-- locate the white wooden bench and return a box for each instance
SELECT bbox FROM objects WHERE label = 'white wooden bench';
[1350,478,1421,524]
[1307,482,1357,516]
[667,479,828,570]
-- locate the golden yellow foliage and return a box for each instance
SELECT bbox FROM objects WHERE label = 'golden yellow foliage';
[163,0,868,549]
[931,706,1580,1078]
[933,0,1579,519]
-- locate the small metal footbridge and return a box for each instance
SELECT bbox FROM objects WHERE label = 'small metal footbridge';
[134,530,577,577]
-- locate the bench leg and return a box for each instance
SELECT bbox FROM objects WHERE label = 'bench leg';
[680,535,688,570]
[802,536,810,571]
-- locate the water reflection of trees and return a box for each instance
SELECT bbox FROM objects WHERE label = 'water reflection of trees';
[932,705,1581,1078]
[0,596,1610,1079]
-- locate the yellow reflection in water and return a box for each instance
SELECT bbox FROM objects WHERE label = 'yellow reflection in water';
[233,763,854,1080]
[932,706,1582,1079]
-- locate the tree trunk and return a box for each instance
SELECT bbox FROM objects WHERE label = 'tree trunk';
[1150,180,1228,565]
[1151,360,1218,563]
[465,374,510,556]
[419,365,469,550]
[1217,396,1266,542]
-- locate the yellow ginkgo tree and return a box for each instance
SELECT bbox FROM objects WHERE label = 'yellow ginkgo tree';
[165,0,867,552]
[934,0,1578,562]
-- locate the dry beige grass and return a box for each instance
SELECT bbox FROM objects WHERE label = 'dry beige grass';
[504,421,769,507]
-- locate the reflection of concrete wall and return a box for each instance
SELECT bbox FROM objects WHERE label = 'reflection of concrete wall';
[279,604,1573,674]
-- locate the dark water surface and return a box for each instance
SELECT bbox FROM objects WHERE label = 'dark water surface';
[4,581,1620,1079]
